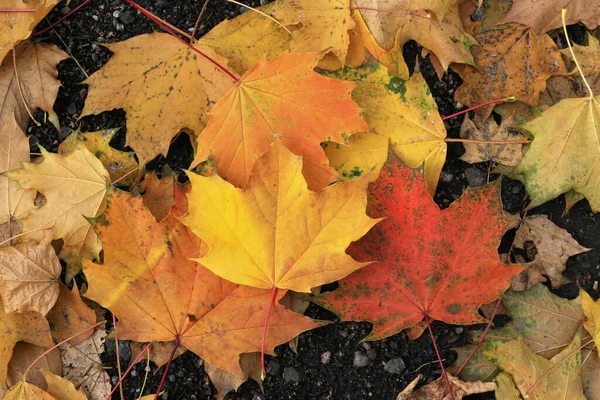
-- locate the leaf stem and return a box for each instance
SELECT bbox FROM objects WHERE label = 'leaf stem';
[349,6,430,18]
[425,317,456,400]
[261,286,278,380]
[13,49,41,126]
[123,0,239,83]
[0,226,52,247]
[561,9,594,98]
[525,338,595,395]
[225,0,292,34]
[153,337,182,400]
[113,314,125,400]
[455,298,502,376]
[190,0,210,43]
[442,98,515,121]
[35,0,91,36]
[444,138,530,144]
[106,342,153,400]
[23,320,106,381]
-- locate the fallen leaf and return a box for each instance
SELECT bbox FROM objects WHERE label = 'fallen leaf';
[499,0,600,33]
[494,373,521,400]
[0,115,35,232]
[0,0,61,64]
[197,2,291,75]
[191,52,370,191]
[458,0,512,36]
[324,62,447,194]
[323,132,388,183]
[7,342,61,390]
[402,373,496,399]
[0,234,60,316]
[0,41,67,129]
[84,186,324,376]
[560,34,600,87]
[41,369,87,400]
[204,353,261,400]
[59,329,110,400]
[454,25,566,118]
[6,141,109,280]
[183,141,377,292]
[484,332,586,399]
[351,1,476,78]
[510,91,600,210]
[129,341,187,369]
[2,381,55,400]
[141,168,174,222]
[47,284,96,346]
[396,374,421,400]
[81,33,234,165]
[510,263,547,292]
[0,298,52,387]
[582,289,600,349]
[513,215,591,288]
[459,114,525,166]
[316,153,522,340]
[582,347,600,400]
[58,129,139,187]
[448,345,498,382]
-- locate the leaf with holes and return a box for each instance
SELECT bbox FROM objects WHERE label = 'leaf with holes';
[316,153,522,340]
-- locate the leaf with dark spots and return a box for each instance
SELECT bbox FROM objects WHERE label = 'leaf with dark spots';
[316,153,522,340]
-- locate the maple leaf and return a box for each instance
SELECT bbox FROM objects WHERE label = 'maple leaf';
[510,93,600,210]
[454,25,566,118]
[0,0,60,64]
[81,33,234,165]
[59,129,139,187]
[204,353,262,400]
[191,52,370,191]
[0,115,35,231]
[198,2,291,76]
[499,0,600,33]
[0,298,52,387]
[141,169,175,222]
[183,141,378,292]
[560,34,600,88]
[459,114,525,166]
[0,41,67,129]
[130,341,187,369]
[2,381,55,400]
[484,333,586,399]
[6,342,61,390]
[397,373,496,399]
[350,1,476,79]
[46,283,96,346]
[581,289,600,349]
[0,234,60,316]
[316,153,522,340]
[41,369,87,400]
[6,141,110,279]
[323,62,447,194]
[83,187,323,375]
[513,215,590,288]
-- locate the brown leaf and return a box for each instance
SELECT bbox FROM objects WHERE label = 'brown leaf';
[399,373,496,399]
[513,215,591,288]
[0,234,61,316]
[141,168,175,222]
[6,342,61,391]
[204,353,262,400]
[47,284,96,346]
[129,341,187,370]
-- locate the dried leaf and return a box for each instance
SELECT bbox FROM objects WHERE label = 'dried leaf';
[41,369,87,400]
[47,284,96,346]
[204,353,261,400]
[141,169,174,222]
[7,342,61,390]
[582,290,600,349]
[129,341,186,369]
[2,381,55,400]
[404,373,496,399]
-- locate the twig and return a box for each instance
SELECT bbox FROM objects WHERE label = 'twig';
[190,0,210,43]
[35,0,91,36]
[425,317,456,400]
[154,337,182,400]
[112,314,125,400]
[225,0,291,34]
[261,286,278,380]
[106,342,153,400]
[442,97,515,121]
[12,49,41,126]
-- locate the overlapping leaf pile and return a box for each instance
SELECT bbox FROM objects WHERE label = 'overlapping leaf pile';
[0,0,599,399]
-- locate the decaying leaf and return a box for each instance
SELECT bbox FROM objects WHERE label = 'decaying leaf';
[141,169,174,222]
[41,368,87,400]
[454,25,566,118]
[191,52,370,190]
[60,328,111,400]
[0,41,67,129]
[0,234,60,316]
[2,381,55,400]
[81,33,234,165]
[582,289,600,349]
[46,284,96,346]
[560,34,600,87]
[6,142,109,280]
[7,342,61,390]
[204,353,262,400]
[84,185,324,376]
[183,141,377,292]
[317,153,522,340]
[484,333,586,399]
[459,114,525,166]
[129,341,187,369]
[59,129,139,187]
[324,62,447,194]
[513,215,591,288]
[399,373,496,399]
[499,0,600,33]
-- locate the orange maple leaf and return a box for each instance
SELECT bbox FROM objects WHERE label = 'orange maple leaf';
[191,52,371,190]
[317,153,523,340]
[83,186,322,376]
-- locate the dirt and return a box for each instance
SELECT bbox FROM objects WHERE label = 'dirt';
[25,0,600,399]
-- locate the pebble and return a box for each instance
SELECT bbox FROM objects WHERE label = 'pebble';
[455,327,464,334]
[321,351,331,364]
[362,342,371,351]
[367,349,377,361]
[268,360,281,376]
[168,374,175,383]
[384,357,406,375]
[111,376,119,385]
[177,370,185,377]
[112,10,121,18]
[283,367,301,384]
[440,171,454,183]
[466,167,487,187]
[353,351,370,368]
[120,11,135,24]
[131,369,137,377]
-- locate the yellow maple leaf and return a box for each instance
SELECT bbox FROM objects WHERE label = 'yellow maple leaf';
[6,142,109,279]
[41,369,87,400]
[2,381,55,400]
[81,33,234,165]
[183,141,378,292]
[581,289,600,349]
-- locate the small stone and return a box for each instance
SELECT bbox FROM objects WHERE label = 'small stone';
[321,351,331,364]
[131,369,138,377]
[60,6,71,15]
[455,327,464,334]
[111,376,119,385]
[112,10,121,18]
[353,351,369,368]
[367,349,377,361]
[339,330,348,338]
[384,357,406,375]
[168,374,175,383]
[466,167,487,187]
[440,171,454,183]
[283,367,301,384]
[92,15,99,21]
[120,11,135,24]
[177,370,185,377]
[267,360,281,376]
[362,342,371,351]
